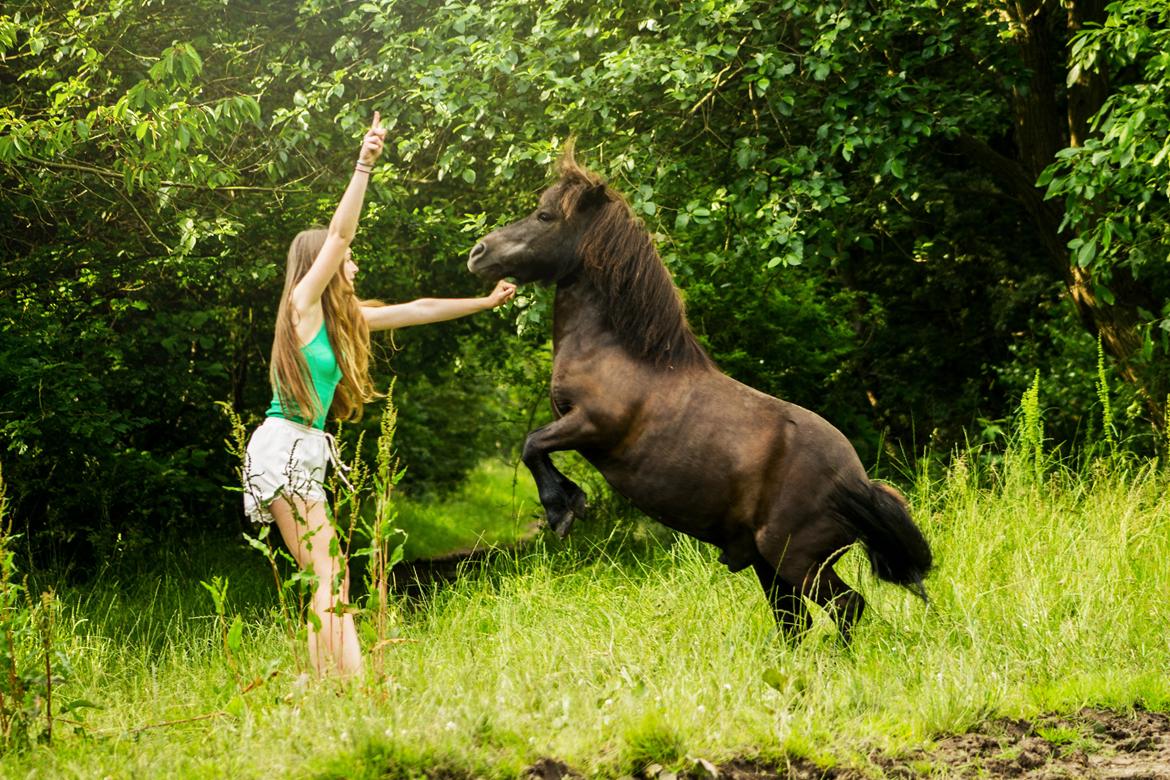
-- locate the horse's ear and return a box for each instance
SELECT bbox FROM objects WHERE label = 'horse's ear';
[578,183,610,212]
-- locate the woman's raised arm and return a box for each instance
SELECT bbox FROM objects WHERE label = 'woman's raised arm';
[291,112,385,313]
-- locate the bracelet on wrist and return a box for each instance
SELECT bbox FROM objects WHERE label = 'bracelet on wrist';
[355,162,373,174]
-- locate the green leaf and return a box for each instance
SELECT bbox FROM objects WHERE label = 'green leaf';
[1076,238,1097,267]
[59,699,104,715]
[226,615,244,654]
[225,694,245,718]
[243,533,271,556]
[387,542,405,570]
[762,667,787,691]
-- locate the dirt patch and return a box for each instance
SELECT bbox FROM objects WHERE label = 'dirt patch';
[526,757,583,780]
[523,756,835,780]
[877,707,1170,779]
[519,708,1170,779]
[712,757,842,779]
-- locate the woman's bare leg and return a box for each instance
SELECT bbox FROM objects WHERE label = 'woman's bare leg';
[268,495,362,676]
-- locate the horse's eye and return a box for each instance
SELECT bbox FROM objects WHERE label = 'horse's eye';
[537,211,554,223]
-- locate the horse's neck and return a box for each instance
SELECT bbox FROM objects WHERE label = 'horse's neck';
[552,278,612,351]
[553,271,714,373]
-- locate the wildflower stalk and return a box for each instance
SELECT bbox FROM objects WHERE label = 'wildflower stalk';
[366,379,407,676]
[1095,336,1116,462]
[1020,370,1044,481]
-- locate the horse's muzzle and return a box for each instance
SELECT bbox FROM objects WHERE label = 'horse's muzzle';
[467,242,487,272]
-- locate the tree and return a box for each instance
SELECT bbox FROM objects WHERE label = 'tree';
[4,0,1162,570]
[1040,0,1170,426]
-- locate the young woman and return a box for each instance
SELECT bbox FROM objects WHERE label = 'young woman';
[243,113,516,676]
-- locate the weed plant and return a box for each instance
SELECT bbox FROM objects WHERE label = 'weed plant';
[0,463,77,753]
[0,388,1168,777]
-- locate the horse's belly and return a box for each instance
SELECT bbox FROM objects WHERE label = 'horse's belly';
[583,448,742,535]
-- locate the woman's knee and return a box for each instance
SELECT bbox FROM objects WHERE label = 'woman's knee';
[308,549,348,585]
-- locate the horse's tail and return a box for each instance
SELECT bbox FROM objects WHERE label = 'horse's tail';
[830,479,932,602]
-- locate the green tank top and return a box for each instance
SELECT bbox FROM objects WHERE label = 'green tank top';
[266,323,342,430]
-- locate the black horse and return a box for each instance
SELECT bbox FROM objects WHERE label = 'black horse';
[468,147,932,639]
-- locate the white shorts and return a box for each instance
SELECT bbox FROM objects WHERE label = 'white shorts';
[243,417,339,523]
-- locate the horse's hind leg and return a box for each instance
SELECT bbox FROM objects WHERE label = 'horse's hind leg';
[801,562,865,643]
[770,524,867,642]
[752,558,810,640]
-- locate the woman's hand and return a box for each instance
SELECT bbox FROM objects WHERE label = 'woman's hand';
[484,279,517,309]
[358,112,386,167]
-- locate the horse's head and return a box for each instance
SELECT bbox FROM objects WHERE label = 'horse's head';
[468,151,612,284]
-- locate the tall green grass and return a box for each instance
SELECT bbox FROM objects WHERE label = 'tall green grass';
[2,443,1168,778]
[394,460,542,561]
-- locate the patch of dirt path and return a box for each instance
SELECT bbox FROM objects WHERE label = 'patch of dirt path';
[522,708,1170,779]
[877,708,1170,779]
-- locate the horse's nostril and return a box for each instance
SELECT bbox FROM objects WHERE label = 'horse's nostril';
[468,242,487,264]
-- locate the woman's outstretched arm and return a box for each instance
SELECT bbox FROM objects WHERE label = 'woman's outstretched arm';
[363,279,517,331]
[292,112,385,312]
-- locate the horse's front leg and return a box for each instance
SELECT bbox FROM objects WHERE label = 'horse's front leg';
[522,410,593,538]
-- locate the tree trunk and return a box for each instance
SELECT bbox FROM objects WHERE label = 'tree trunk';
[963,0,1166,426]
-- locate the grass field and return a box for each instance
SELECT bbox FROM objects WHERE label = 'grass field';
[394,460,542,561]
[2,448,1168,778]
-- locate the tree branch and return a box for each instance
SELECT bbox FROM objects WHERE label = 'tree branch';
[26,157,306,193]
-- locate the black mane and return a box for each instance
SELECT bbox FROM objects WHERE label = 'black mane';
[556,154,714,370]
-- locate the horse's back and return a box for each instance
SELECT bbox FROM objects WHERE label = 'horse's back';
[708,371,867,480]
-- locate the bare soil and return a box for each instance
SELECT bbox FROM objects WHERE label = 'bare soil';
[871,708,1170,780]
[524,708,1170,780]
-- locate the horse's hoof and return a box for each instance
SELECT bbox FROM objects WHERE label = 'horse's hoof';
[569,490,588,518]
[548,509,576,538]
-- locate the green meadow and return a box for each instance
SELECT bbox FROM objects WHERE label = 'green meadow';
[1,447,1167,779]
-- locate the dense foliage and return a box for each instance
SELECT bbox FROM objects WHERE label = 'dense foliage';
[2,0,1167,569]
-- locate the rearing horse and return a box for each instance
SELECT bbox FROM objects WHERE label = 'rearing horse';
[468,149,932,638]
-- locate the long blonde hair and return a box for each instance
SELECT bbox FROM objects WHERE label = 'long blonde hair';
[269,228,378,424]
